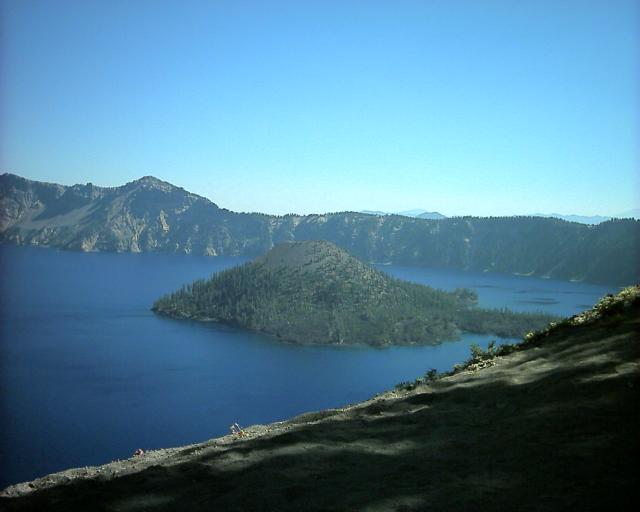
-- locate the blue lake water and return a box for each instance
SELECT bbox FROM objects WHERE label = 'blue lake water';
[0,244,616,487]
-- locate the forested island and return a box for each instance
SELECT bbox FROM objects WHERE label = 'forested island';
[153,240,555,346]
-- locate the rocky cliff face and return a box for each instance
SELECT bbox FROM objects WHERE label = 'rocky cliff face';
[2,173,639,285]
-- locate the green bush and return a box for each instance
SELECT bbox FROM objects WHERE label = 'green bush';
[425,368,439,381]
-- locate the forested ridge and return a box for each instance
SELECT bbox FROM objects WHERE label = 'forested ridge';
[153,241,556,346]
[3,173,638,285]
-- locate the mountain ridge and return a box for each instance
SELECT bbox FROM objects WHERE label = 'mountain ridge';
[360,208,447,219]
[1,173,639,285]
[530,211,640,225]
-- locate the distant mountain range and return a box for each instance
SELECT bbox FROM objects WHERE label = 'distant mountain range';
[530,211,640,225]
[1,173,639,285]
[361,209,447,219]
[362,209,640,225]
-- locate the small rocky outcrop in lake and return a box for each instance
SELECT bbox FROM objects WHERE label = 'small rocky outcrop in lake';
[152,240,555,346]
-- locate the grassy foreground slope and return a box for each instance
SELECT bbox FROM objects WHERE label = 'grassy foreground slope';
[2,287,638,511]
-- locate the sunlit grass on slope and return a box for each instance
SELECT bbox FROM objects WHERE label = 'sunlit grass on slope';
[395,285,640,390]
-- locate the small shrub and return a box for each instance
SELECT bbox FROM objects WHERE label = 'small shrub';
[395,381,415,391]
[469,343,484,362]
[425,368,439,381]
[496,343,516,356]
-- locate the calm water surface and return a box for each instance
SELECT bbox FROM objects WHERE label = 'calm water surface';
[0,245,616,486]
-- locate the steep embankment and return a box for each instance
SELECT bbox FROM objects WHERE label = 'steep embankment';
[152,240,555,345]
[3,287,638,511]
[2,173,639,285]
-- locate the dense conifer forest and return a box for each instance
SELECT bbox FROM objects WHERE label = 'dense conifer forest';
[153,241,556,346]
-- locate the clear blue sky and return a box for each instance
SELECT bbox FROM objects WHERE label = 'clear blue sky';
[1,0,638,216]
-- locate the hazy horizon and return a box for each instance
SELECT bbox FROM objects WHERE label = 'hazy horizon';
[5,171,640,220]
[1,0,638,217]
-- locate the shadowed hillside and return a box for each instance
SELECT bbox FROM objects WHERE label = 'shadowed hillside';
[2,173,639,285]
[3,287,638,511]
